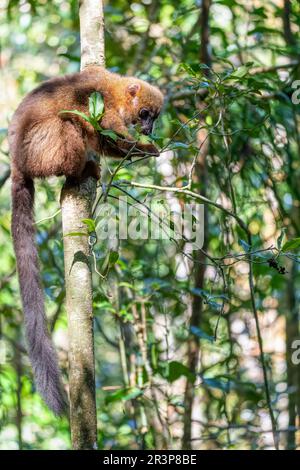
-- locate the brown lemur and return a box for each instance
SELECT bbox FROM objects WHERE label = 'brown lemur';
[9,66,164,415]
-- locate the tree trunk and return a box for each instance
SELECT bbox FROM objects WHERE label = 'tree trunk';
[182,0,211,450]
[286,261,300,449]
[283,0,295,47]
[61,0,105,450]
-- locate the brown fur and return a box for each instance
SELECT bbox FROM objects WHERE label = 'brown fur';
[9,66,164,180]
[8,67,163,415]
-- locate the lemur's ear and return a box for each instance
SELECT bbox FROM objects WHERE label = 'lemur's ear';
[127,83,141,97]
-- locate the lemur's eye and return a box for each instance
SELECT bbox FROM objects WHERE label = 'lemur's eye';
[139,108,149,120]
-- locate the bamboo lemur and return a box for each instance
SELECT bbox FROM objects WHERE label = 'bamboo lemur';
[9,66,164,415]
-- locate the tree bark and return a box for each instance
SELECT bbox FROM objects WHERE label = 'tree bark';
[61,0,105,450]
[283,0,295,47]
[285,262,300,449]
[182,0,211,450]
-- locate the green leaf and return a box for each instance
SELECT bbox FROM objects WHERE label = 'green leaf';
[239,239,251,252]
[190,326,214,343]
[248,26,280,36]
[190,287,208,298]
[198,63,210,70]
[277,228,286,250]
[100,129,118,141]
[169,142,190,150]
[118,282,136,289]
[59,109,92,124]
[105,387,143,405]
[82,218,96,233]
[208,299,222,311]
[203,377,228,392]
[199,81,210,88]
[179,63,198,77]
[100,250,119,274]
[230,66,249,79]
[282,238,300,252]
[108,250,119,266]
[89,92,104,120]
[167,361,195,383]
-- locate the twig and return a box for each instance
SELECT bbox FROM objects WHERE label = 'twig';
[119,180,249,232]
[247,233,279,450]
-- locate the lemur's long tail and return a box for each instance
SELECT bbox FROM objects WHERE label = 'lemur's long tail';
[11,169,67,415]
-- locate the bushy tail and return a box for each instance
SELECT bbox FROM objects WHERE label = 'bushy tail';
[11,170,67,415]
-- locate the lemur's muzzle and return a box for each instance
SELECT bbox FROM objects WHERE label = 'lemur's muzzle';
[141,120,153,135]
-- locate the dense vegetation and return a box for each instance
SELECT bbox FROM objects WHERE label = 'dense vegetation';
[0,0,300,450]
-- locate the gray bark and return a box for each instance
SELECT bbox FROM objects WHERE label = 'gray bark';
[61,0,105,450]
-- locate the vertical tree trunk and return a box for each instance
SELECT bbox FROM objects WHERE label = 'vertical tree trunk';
[182,0,211,450]
[286,262,299,449]
[283,0,295,47]
[282,0,298,451]
[61,0,105,450]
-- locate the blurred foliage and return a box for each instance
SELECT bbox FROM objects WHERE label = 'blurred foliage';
[0,0,300,450]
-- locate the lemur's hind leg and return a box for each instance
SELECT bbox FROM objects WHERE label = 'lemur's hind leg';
[23,118,99,180]
[61,121,101,181]
[23,118,85,178]
[59,120,87,178]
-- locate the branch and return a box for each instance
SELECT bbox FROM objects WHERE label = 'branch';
[247,232,279,450]
[182,0,212,450]
[283,0,296,47]
[120,179,279,449]
[169,61,299,103]
[250,60,299,75]
[120,180,248,232]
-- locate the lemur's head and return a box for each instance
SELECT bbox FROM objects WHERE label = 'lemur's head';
[119,78,164,135]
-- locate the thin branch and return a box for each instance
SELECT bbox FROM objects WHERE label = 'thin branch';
[119,180,249,232]
[247,233,279,450]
